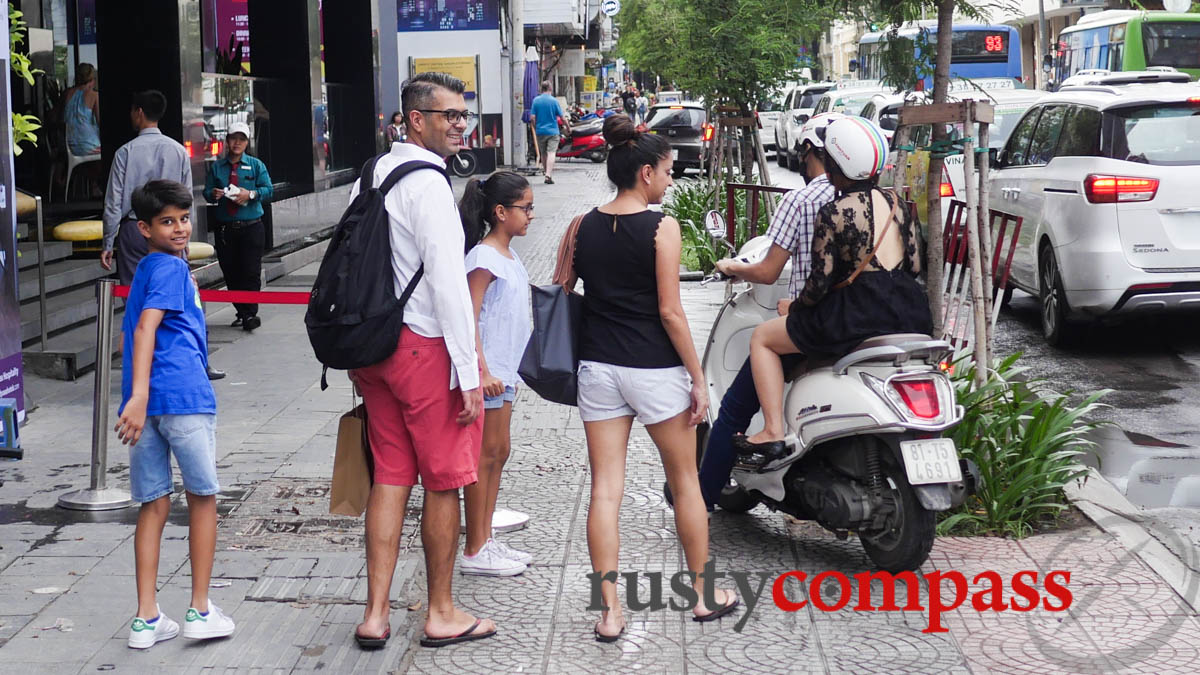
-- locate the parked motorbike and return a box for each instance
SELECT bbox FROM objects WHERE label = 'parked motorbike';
[672,211,978,572]
[556,118,608,163]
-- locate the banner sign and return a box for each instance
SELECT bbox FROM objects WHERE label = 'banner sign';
[0,10,24,427]
[398,0,499,32]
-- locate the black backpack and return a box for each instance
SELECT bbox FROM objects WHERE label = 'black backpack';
[305,155,450,385]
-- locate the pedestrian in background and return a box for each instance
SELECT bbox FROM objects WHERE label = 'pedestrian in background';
[349,71,494,650]
[385,111,405,145]
[530,82,564,184]
[458,171,535,577]
[636,91,649,125]
[204,122,273,332]
[101,90,191,287]
[560,114,739,642]
[114,180,235,650]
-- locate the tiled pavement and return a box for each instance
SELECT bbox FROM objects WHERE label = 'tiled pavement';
[2,164,1200,673]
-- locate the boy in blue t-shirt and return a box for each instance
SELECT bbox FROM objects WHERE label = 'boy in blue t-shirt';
[114,179,236,649]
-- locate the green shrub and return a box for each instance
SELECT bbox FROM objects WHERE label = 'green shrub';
[938,352,1109,538]
[664,177,767,273]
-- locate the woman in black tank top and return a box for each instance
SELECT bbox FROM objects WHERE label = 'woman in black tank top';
[563,115,740,641]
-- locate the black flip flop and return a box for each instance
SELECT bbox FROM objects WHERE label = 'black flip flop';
[593,620,626,643]
[419,619,496,648]
[354,627,390,649]
[693,592,741,623]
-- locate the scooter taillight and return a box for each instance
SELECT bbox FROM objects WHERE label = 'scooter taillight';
[891,379,940,419]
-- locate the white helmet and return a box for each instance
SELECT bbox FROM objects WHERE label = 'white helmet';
[823,117,889,181]
[798,112,845,150]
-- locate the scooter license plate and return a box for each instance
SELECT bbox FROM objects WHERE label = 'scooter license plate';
[899,439,962,485]
[672,149,679,161]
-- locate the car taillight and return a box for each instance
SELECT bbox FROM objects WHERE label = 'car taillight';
[1189,97,1200,105]
[184,141,194,159]
[939,169,955,198]
[702,123,714,142]
[210,140,222,157]
[891,380,940,419]
[1084,174,1159,203]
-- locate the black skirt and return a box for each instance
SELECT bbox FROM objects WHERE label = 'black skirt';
[786,270,933,359]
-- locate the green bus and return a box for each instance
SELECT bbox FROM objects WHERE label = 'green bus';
[1055,10,1200,82]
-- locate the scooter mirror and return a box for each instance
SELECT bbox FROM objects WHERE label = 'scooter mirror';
[703,210,727,239]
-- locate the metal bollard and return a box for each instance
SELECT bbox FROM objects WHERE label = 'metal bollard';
[58,279,134,511]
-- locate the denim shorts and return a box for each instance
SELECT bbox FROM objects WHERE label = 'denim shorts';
[129,413,219,503]
[484,385,518,410]
[577,360,691,425]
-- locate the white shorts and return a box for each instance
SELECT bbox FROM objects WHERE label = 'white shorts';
[577,360,692,426]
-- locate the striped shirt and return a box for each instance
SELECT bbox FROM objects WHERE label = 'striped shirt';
[765,174,837,297]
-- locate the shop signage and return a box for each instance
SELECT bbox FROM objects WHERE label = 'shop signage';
[412,56,478,94]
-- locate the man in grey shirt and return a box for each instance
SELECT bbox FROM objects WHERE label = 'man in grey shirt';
[100,90,191,286]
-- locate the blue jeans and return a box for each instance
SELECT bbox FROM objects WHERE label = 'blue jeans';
[698,355,803,508]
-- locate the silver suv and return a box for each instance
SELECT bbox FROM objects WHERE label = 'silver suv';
[990,76,1200,344]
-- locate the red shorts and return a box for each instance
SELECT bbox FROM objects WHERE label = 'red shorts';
[351,327,482,490]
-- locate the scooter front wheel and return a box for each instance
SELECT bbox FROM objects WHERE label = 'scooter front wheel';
[717,483,759,513]
[859,462,935,573]
[449,151,477,177]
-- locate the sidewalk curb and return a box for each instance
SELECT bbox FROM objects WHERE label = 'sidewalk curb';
[1067,467,1200,612]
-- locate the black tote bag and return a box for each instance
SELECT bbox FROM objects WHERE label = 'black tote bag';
[518,284,583,406]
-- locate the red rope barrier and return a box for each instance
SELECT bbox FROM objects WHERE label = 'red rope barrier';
[113,285,311,305]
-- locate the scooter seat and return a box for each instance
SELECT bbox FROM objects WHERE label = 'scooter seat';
[853,333,933,351]
[569,122,603,138]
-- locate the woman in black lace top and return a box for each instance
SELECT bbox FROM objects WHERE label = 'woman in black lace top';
[735,117,933,456]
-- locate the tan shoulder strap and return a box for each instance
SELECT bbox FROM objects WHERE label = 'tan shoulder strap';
[552,213,587,290]
[833,189,901,290]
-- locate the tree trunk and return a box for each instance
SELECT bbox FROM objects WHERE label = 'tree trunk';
[925,0,956,337]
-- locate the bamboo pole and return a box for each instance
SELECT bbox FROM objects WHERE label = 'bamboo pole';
[976,122,995,354]
[961,106,989,388]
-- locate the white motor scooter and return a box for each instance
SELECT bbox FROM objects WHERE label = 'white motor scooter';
[682,211,977,572]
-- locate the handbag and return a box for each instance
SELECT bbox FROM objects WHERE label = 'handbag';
[518,284,584,406]
[329,398,374,517]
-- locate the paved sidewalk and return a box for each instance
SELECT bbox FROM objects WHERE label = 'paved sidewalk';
[2,164,1199,673]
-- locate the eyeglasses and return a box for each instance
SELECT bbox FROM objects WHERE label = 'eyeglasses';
[506,203,535,216]
[417,109,476,124]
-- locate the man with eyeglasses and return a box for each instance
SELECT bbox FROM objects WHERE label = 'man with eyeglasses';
[348,71,496,650]
[530,81,565,184]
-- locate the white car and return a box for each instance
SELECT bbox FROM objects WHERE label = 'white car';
[776,82,836,171]
[756,90,789,152]
[989,75,1200,344]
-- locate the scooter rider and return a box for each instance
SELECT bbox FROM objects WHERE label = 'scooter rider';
[697,113,842,510]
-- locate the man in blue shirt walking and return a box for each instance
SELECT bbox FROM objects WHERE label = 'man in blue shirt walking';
[529,82,564,184]
[204,122,273,332]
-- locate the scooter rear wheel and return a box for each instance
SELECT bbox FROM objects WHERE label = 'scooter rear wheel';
[859,462,935,573]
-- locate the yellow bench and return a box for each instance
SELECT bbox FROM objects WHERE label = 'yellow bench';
[16,192,38,219]
[52,219,103,241]
[187,242,215,261]
[53,220,215,261]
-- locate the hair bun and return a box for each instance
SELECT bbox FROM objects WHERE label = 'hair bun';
[602,114,637,147]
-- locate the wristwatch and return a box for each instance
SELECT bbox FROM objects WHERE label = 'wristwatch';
[248,190,258,200]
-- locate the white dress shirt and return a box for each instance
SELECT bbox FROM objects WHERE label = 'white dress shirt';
[349,142,479,391]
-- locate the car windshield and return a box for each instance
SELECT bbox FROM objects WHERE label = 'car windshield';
[757,99,784,112]
[797,89,830,109]
[991,104,1036,149]
[1110,103,1200,166]
[646,107,705,129]
[1143,22,1200,70]
[834,92,877,116]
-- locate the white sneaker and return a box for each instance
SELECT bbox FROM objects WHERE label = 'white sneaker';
[489,536,533,565]
[127,606,179,649]
[182,601,236,640]
[460,539,527,576]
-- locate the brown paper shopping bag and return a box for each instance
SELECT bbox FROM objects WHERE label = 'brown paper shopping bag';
[329,404,373,517]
